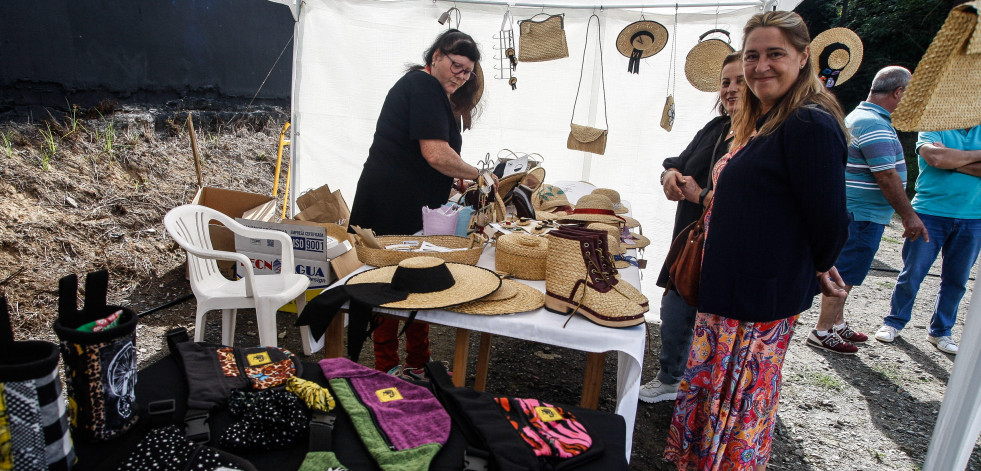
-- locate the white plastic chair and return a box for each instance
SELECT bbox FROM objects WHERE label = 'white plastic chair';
[164,204,323,355]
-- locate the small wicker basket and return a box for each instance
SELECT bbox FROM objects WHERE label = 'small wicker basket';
[355,234,484,267]
[495,233,548,280]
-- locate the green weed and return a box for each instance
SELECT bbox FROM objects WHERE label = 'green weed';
[872,363,901,381]
[1,131,12,158]
[100,120,117,156]
[868,448,885,463]
[878,281,896,290]
[812,371,845,391]
[39,123,57,171]
[62,103,86,138]
[882,236,901,244]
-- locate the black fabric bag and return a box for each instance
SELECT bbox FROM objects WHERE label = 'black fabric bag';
[52,270,140,442]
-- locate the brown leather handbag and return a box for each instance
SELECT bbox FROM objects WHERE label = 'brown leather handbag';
[665,207,708,307]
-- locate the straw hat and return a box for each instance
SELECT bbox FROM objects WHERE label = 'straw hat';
[345,256,501,310]
[532,184,574,220]
[447,279,545,315]
[586,222,649,250]
[617,20,668,73]
[591,188,628,214]
[685,29,735,92]
[560,194,640,228]
[809,27,863,88]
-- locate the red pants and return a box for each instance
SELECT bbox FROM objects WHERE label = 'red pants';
[372,317,430,372]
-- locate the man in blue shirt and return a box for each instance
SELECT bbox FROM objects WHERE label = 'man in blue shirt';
[809,67,928,355]
[874,121,981,354]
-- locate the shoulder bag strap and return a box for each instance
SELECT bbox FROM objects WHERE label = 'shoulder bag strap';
[571,14,608,129]
[705,121,730,190]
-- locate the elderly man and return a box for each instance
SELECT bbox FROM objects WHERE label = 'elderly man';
[873,116,981,353]
[808,67,928,355]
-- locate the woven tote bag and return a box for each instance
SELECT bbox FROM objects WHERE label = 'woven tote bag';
[518,14,569,62]
[893,1,981,131]
[684,29,734,92]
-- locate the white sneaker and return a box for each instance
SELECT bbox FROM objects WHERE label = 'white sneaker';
[927,335,958,354]
[638,379,680,404]
[874,325,899,343]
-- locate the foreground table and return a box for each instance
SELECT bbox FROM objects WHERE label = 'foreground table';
[324,248,647,460]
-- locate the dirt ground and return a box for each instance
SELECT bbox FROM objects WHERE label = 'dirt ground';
[1,106,979,470]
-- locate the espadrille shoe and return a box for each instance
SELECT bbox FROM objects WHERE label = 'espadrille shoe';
[559,226,649,312]
[544,229,646,328]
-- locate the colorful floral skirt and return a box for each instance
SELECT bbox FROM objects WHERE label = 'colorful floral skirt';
[664,312,798,470]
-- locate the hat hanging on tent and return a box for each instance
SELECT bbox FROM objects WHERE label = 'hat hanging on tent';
[685,29,735,92]
[809,27,864,88]
[345,257,501,310]
[616,20,669,74]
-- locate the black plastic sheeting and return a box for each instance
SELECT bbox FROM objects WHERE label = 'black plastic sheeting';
[0,0,294,115]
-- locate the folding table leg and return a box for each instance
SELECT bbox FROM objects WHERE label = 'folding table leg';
[474,333,493,391]
[453,328,471,387]
[580,352,605,409]
[324,309,346,358]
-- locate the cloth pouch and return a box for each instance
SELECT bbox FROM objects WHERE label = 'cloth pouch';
[218,389,309,451]
[115,425,256,471]
[52,271,139,442]
[320,357,450,471]
[0,295,75,470]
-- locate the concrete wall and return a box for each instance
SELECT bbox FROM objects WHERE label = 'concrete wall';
[0,0,294,115]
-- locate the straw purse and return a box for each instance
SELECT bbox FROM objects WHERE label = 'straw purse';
[685,29,735,92]
[518,13,569,62]
[893,1,981,131]
[568,15,609,155]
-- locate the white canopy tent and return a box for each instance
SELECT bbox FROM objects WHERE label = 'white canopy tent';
[268,0,799,306]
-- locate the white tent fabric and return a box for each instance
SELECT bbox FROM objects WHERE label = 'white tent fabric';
[923,272,981,470]
[281,0,784,308]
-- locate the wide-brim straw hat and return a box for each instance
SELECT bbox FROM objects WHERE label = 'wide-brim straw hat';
[685,30,735,92]
[346,256,501,310]
[809,27,863,88]
[621,230,650,249]
[587,222,649,250]
[447,279,545,315]
[616,20,668,59]
[560,194,640,229]
[591,188,629,214]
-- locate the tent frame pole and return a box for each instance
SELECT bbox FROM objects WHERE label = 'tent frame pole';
[434,0,763,9]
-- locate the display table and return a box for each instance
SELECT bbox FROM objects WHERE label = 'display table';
[72,355,629,470]
[323,247,647,459]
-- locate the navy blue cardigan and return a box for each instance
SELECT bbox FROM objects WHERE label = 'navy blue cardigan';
[698,106,849,322]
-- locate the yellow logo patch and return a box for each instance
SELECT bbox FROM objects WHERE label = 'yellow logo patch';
[535,406,562,422]
[375,388,403,403]
[246,352,271,366]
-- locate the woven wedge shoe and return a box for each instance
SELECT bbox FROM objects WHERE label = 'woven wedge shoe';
[544,229,646,327]
[559,226,649,311]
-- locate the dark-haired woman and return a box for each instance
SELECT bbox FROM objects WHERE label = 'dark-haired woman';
[348,29,486,379]
[665,11,850,470]
[641,51,743,404]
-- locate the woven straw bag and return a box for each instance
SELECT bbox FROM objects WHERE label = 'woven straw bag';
[495,233,548,280]
[893,1,981,131]
[568,15,608,155]
[355,234,484,267]
[518,14,569,62]
[685,29,735,92]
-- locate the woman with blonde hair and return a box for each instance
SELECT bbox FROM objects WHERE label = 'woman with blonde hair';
[665,11,850,470]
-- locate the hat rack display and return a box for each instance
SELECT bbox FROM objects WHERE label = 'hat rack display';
[685,29,735,92]
[492,8,518,90]
[809,27,864,88]
[616,19,668,74]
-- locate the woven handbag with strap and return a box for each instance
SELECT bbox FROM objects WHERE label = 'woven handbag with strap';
[893,1,981,131]
[568,15,609,155]
[518,14,569,62]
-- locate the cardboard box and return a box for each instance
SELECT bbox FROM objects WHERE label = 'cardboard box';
[234,218,348,261]
[234,251,332,314]
[190,187,276,277]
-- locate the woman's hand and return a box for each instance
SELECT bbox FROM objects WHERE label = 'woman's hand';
[662,170,685,201]
[817,267,847,297]
[679,177,703,204]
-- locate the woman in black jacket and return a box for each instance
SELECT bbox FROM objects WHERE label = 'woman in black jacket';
[639,51,743,404]
[664,11,850,470]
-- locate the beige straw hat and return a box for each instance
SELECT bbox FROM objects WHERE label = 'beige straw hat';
[685,29,735,92]
[532,184,575,220]
[559,194,640,228]
[345,256,501,310]
[809,27,863,88]
[447,279,545,315]
[591,188,629,214]
[586,222,650,250]
[893,3,981,132]
[617,20,669,73]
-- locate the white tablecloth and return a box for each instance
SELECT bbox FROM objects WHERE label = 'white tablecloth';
[330,247,646,460]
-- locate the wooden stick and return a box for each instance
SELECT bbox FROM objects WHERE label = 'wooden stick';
[187,113,203,188]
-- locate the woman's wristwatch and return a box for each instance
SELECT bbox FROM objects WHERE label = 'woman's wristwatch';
[699,188,712,206]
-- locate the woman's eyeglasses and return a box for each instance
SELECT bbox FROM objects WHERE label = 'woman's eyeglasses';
[444,53,476,81]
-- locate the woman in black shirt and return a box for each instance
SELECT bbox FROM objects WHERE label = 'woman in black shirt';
[348,30,486,379]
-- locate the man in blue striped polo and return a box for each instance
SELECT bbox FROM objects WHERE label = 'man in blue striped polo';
[808,66,929,355]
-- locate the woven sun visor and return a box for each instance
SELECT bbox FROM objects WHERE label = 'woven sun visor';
[809,27,864,88]
[893,1,981,132]
[685,29,734,92]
